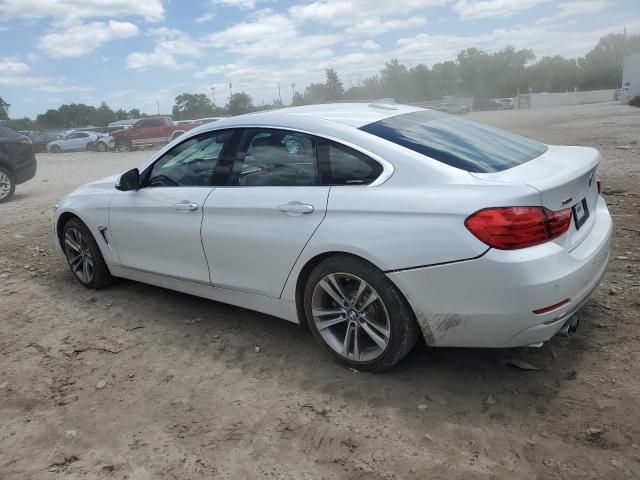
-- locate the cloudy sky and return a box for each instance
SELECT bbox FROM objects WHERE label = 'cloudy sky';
[1,0,639,117]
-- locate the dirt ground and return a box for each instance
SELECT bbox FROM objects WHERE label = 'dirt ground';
[1,102,639,479]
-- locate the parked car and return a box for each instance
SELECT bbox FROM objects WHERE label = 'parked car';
[0,125,37,203]
[48,131,99,153]
[472,98,502,111]
[496,98,515,110]
[87,126,131,152]
[53,102,611,371]
[435,103,469,114]
[110,117,195,152]
[19,130,62,153]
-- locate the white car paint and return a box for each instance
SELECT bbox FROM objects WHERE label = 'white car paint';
[48,131,98,152]
[54,102,612,349]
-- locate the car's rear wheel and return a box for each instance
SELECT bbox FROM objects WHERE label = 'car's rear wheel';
[304,255,419,372]
[62,218,113,289]
[97,142,108,152]
[50,145,61,153]
[115,139,131,152]
[0,166,16,203]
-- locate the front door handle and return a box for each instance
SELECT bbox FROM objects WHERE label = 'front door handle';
[174,201,198,211]
[278,202,314,215]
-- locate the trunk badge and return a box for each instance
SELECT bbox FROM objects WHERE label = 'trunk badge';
[561,197,573,206]
[588,172,594,188]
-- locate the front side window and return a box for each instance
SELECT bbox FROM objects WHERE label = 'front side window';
[231,129,319,186]
[146,131,231,187]
[360,110,547,173]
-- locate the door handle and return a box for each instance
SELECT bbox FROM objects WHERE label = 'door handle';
[174,201,198,211]
[278,202,314,215]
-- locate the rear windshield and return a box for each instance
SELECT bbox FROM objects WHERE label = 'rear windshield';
[359,110,547,173]
[0,126,22,139]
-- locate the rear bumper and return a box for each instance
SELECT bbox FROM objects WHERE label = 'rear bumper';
[14,157,37,185]
[388,196,612,348]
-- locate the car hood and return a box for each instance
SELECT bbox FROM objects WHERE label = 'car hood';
[71,174,119,194]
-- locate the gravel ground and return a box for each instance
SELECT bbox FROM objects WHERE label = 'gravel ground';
[1,102,639,479]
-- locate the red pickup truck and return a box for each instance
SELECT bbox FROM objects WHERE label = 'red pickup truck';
[111,117,195,152]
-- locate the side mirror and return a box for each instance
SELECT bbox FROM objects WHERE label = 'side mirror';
[116,168,140,191]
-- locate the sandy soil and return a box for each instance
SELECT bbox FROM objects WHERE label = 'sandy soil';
[1,102,639,479]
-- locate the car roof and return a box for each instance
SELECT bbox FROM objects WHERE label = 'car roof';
[214,102,425,129]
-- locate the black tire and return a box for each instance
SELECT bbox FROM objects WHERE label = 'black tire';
[62,218,113,289]
[97,142,108,152]
[115,139,131,152]
[0,166,16,203]
[50,145,61,153]
[303,255,419,372]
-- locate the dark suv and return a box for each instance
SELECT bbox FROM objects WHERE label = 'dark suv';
[0,125,37,203]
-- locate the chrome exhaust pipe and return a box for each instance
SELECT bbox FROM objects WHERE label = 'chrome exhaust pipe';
[558,316,579,337]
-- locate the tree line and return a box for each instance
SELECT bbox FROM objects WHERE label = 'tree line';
[1,32,638,131]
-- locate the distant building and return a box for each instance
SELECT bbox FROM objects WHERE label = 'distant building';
[621,52,640,102]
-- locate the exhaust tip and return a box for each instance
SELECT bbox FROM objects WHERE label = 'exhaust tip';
[558,316,579,337]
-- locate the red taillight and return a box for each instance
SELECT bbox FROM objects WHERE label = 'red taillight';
[465,206,572,250]
[532,298,571,315]
[596,175,601,194]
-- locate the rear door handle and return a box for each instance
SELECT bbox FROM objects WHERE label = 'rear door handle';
[277,202,314,215]
[174,201,199,211]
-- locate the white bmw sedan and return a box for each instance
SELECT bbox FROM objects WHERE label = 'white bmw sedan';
[53,102,612,371]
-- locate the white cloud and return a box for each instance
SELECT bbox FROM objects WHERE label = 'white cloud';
[452,0,550,20]
[0,58,91,92]
[345,16,427,36]
[289,0,445,25]
[195,12,216,23]
[0,0,164,22]
[39,21,139,58]
[557,0,611,16]
[210,0,260,8]
[204,12,339,59]
[127,28,202,70]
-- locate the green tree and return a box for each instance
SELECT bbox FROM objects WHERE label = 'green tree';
[7,117,36,131]
[89,102,116,126]
[325,68,344,100]
[172,93,215,120]
[128,108,141,119]
[0,96,10,120]
[226,92,254,116]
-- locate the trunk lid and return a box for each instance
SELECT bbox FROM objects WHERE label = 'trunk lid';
[471,145,600,250]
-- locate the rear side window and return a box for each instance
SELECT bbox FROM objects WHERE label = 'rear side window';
[359,110,547,173]
[318,140,382,185]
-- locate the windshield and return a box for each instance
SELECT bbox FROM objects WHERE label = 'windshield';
[360,110,547,173]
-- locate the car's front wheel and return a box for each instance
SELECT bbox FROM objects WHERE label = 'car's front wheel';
[97,142,108,152]
[304,255,419,371]
[0,166,16,203]
[62,218,113,289]
[50,145,61,153]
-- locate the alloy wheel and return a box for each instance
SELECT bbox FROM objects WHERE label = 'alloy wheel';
[0,171,12,200]
[311,273,391,362]
[63,227,95,284]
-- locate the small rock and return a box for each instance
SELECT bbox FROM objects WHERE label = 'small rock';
[0,382,7,389]
[64,430,78,439]
[254,346,261,353]
[23,264,31,269]
[128,373,135,378]
[212,334,219,339]
[103,303,112,309]
[95,380,107,390]
[417,404,429,411]
[424,433,433,441]
[0,273,9,279]
[616,256,629,260]
[609,288,616,296]
[101,464,115,473]
[484,394,497,405]
[13,234,25,239]
[615,145,632,150]
[586,427,604,438]
[58,394,78,406]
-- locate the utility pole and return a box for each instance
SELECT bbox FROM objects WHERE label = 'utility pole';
[278,83,282,103]
[156,99,160,115]
[211,86,216,107]
[291,83,295,98]
[229,83,232,101]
